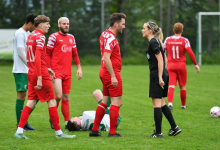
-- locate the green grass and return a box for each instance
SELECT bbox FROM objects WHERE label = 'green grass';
[0,65,220,150]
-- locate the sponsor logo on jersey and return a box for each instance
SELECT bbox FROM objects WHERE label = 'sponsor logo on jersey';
[59,40,63,41]
[61,44,72,52]
[69,39,73,44]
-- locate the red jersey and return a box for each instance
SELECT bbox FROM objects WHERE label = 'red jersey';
[99,30,122,75]
[46,32,80,75]
[26,29,49,78]
[164,35,197,65]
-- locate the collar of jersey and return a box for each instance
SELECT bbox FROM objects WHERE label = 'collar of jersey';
[106,29,116,37]
[35,29,44,35]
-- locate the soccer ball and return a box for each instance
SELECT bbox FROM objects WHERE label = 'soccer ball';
[210,106,220,118]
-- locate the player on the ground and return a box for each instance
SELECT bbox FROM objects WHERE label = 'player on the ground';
[66,89,121,131]
[12,13,38,130]
[89,13,126,138]
[14,15,75,139]
[164,23,200,110]
[46,17,82,128]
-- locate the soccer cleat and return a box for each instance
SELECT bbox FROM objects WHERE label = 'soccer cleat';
[56,132,76,138]
[14,133,29,139]
[168,105,173,110]
[150,132,163,138]
[89,129,101,137]
[108,133,122,137]
[168,126,181,136]
[182,106,187,109]
[24,122,35,131]
[49,119,54,129]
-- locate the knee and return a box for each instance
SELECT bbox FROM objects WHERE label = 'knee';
[62,94,69,101]
[55,94,62,101]
[180,86,186,90]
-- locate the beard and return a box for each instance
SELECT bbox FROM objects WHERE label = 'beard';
[60,26,69,34]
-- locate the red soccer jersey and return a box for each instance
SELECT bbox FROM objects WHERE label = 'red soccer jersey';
[164,35,193,64]
[26,29,49,78]
[99,30,122,75]
[46,32,80,75]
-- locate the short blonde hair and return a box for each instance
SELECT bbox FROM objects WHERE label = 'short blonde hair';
[173,23,183,34]
[58,17,69,24]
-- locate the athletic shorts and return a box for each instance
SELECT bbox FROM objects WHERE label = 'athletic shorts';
[167,63,187,86]
[28,74,55,102]
[149,69,169,99]
[55,71,71,94]
[13,73,28,92]
[100,74,123,98]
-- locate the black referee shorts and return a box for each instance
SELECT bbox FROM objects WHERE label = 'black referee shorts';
[149,68,169,99]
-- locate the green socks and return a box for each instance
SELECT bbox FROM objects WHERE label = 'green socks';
[16,99,25,125]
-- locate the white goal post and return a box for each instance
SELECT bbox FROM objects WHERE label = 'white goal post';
[198,12,220,65]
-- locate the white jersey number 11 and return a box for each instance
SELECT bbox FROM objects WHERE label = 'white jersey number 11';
[172,46,179,59]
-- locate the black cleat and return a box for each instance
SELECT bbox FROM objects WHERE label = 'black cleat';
[168,126,181,136]
[24,122,35,131]
[89,129,101,137]
[182,106,187,109]
[108,133,122,137]
[49,119,54,129]
[150,132,163,138]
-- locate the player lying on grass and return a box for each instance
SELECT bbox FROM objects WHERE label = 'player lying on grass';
[66,89,121,131]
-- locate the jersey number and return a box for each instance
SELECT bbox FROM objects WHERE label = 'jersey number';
[26,45,35,62]
[172,46,179,59]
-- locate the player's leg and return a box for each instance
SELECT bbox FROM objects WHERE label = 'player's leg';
[15,100,37,139]
[167,68,177,109]
[178,67,187,109]
[90,79,108,137]
[93,89,103,103]
[47,99,76,138]
[109,96,122,137]
[61,75,71,127]
[53,78,63,107]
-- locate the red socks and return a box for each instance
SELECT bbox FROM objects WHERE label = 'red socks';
[180,90,186,106]
[92,102,107,132]
[168,87,174,103]
[109,105,120,134]
[49,106,61,131]
[18,106,32,128]
[61,100,70,121]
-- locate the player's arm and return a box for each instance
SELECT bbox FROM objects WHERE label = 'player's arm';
[164,50,168,68]
[103,52,118,87]
[16,33,27,66]
[72,47,82,80]
[185,40,200,73]
[34,35,46,90]
[152,41,164,89]
[46,34,55,69]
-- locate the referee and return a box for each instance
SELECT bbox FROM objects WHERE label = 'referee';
[141,21,181,138]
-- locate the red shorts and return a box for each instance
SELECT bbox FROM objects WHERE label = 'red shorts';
[28,74,55,102]
[55,71,71,94]
[100,73,123,97]
[167,63,187,87]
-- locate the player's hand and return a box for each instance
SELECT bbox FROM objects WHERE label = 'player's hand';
[159,77,164,89]
[35,76,42,90]
[111,76,118,87]
[48,68,56,81]
[195,65,200,73]
[76,68,83,80]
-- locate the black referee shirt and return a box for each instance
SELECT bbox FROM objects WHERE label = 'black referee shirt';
[145,37,165,71]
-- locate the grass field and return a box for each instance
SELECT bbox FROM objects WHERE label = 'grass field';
[0,65,219,150]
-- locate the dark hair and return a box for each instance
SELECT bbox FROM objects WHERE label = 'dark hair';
[66,121,81,131]
[173,23,183,34]
[110,13,126,27]
[25,13,38,24]
[34,15,50,27]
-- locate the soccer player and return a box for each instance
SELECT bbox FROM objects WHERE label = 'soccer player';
[12,13,38,131]
[142,21,181,138]
[66,89,121,131]
[164,23,200,110]
[46,17,82,128]
[14,15,75,139]
[89,13,126,138]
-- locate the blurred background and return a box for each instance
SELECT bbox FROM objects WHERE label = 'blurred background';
[1,0,220,65]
